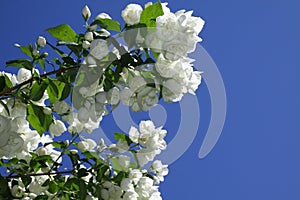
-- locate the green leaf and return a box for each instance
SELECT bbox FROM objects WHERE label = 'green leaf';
[27,104,53,135]
[46,24,77,42]
[20,45,33,58]
[35,195,48,200]
[111,157,124,172]
[30,80,48,101]
[47,79,65,104]
[48,181,59,194]
[0,175,9,195]
[0,100,9,116]
[91,18,121,32]
[79,180,87,200]
[140,2,164,27]
[114,132,133,145]
[60,84,71,101]
[77,168,89,178]
[4,74,13,88]
[6,58,33,69]
[39,59,45,71]
[21,175,32,187]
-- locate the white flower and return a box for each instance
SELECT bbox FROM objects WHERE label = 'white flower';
[121,178,134,191]
[176,10,205,35]
[32,49,39,56]
[85,32,94,41]
[82,40,90,49]
[162,79,184,102]
[136,149,158,167]
[120,87,134,106]
[145,32,163,52]
[107,87,120,105]
[163,33,201,60]
[77,107,90,123]
[151,160,169,182]
[90,39,109,60]
[95,92,107,104]
[78,138,97,151]
[96,12,112,19]
[123,190,139,200]
[0,115,24,157]
[49,120,66,137]
[28,175,48,194]
[122,4,143,25]
[186,71,202,95]
[11,185,25,198]
[161,2,171,14]
[43,107,52,115]
[82,5,91,21]
[116,140,129,153]
[156,13,179,41]
[129,169,143,184]
[117,155,131,168]
[100,189,109,200]
[155,54,180,78]
[129,76,146,93]
[108,185,123,199]
[37,36,46,48]
[53,101,71,115]
[129,126,139,143]
[17,68,31,83]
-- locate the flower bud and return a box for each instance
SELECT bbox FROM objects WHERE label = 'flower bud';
[43,107,52,115]
[70,149,78,154]
[82,40,90,49]
[37,36,46,48]
[32,49,39,56]
[82,5,91,21]
[85,32,94,41]
[41,52,48,58]
[49,120,67,137]
[145,2,153,8]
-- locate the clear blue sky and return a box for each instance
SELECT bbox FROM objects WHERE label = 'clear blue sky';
[1,1,300,200]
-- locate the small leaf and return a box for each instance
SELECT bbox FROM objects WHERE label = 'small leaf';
[21,175,32,187]
[35,195,48,200]
[47,79,65,104]
[77,168,89,178]
[27,104,53,135]
[91,18,121,32]
[111,157,124,172]
[0,175,8,195]
[6,58,33,69]
[46,24,77,42]
[114,132,133,145]
[30,80,48,101]
[20,45,33,58]
[39,59,45,71]
[79,180,87,200]
[140,2,164,27]
[48,181,59,194]
[0,100,9,116]
[60,84,71,101]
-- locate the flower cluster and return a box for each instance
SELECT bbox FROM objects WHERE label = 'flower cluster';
[0,1,205,199]
[78,2,204,115]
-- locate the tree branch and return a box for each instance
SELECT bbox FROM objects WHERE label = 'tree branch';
[0,66,80,96]
[5,169,74,179]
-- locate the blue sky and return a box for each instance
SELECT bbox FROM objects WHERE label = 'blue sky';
[1,0,300,199]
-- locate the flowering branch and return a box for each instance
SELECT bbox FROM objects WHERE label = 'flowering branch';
[0,65,80,97]
[5,170,74,179]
